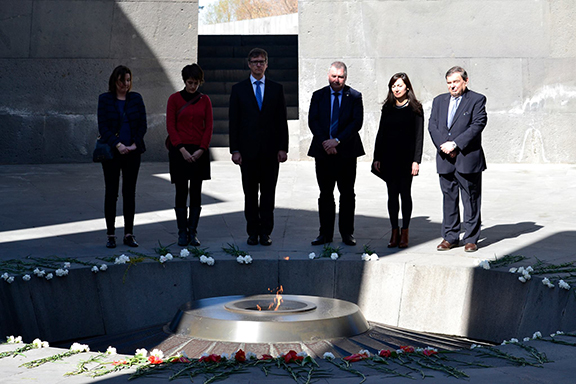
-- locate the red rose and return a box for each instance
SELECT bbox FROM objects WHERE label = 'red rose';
[379,350,391,358]
[148,355,163,365]
[261,354,274,360]
[400,346,414,353]
[283,350,304,364]
[235,349,246,363]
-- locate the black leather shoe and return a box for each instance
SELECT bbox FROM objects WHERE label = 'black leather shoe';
[123,234,138,247]
[342,234,356,246]
[247,235,259,245]
[311,235,333,246]
[106,236,116,249]
[259,235,272,246]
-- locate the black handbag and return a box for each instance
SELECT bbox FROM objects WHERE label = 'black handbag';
[93,137,114,162]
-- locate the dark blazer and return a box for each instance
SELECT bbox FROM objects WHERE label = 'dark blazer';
[228,78,289,160]
[97,92,147,153]
[373,104,423,180]
[428,89,487,174]
[308,85,364,159]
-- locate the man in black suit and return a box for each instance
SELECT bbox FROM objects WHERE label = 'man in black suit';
[229,48,289,246]
[428,66,487,252]
[308,61,364,246]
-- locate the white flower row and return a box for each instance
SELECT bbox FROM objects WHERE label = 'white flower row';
[501,331,544,346]
[510,265,572,290]
[199,255,215,266]
[7,336,49,348]
[7,335,22,344]
[361,253,378,261]
[509,266,533,283]
[1,273,14,284]
[70,342,90,352]
[237,255,253,264]
[115,254,131,264]
[91,264,108,273]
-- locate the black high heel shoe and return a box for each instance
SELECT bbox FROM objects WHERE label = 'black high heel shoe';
[123,234,138,247]
[106,235,116,249]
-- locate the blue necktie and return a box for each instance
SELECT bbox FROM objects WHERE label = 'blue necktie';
[330,92,340,138]
[447,97,460,128]
[255,80,263,110]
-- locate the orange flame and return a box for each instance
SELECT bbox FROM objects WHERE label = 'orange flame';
[271,286,283,311]
[283,256,290,260]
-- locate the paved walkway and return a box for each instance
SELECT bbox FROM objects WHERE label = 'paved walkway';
[1,161,575,264]
[1,160,576,383]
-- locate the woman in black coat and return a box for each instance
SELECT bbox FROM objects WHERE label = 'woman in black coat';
[373,73,423,248]
[97,65,147,248]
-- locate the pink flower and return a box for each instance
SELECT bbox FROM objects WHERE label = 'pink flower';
[112,360,128,366]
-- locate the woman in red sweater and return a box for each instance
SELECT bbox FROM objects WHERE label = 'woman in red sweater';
[166,64,213,246]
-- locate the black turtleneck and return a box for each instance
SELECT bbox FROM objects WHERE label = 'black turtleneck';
[180,89,200,102]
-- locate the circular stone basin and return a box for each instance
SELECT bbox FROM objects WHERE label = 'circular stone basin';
[168,295,369,343]
[224,297,317,314]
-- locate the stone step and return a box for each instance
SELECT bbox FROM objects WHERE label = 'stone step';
[199,56,298,70]
[202,81,298,95]
[199,34,297,48]
[203,68,298,82]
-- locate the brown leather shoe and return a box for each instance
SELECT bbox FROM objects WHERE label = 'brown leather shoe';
[388,228,400,248]
[437,239,456,251]
[464,243,478,252]
[398,228,409,248]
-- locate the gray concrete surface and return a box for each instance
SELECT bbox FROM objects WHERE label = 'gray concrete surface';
[0,160,576,382]
[298,0,576,163]
[0,0,198,164]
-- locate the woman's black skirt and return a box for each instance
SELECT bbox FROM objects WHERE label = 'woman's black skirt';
[169,144,211,183]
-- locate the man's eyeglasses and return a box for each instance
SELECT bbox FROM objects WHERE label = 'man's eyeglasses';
[249,60,267,66]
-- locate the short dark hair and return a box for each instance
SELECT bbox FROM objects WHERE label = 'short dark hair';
[181,63,204,85]
[108,65,132,94]
[247,48,268,62]
[330,61,347,77]
[445,66,468,81]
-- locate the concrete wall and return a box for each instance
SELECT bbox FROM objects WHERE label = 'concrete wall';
[0,0,199,164]
[199,13,298,35]
[298,0,576,164]
[1,259,574,344]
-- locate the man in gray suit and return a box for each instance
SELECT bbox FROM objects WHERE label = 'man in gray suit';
[428,66,487,252]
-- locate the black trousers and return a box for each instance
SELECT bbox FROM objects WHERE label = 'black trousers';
[386,176,414,230]
[102,152,141,236]
[315,156,357,238]
[439,171,482,244]
[240,157,279,237]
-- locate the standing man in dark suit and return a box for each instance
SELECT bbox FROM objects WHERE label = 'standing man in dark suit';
[429,66,487,252]
[229,48,289,246]
[308,61,364,246]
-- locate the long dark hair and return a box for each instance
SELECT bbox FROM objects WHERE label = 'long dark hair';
[108,65,132,94]
[382,72,422,115]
